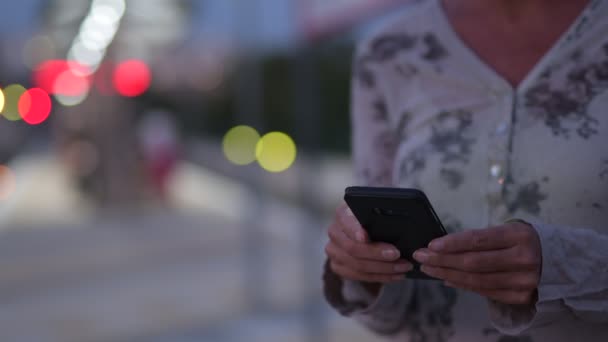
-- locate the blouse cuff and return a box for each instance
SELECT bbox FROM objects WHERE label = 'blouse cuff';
[323,255,412,335]
[533,221,591,301]
[322,259,370,316]
[351,280,414,334]
[357,280,413,315]
[342,279,379,306]
[487,296,567,335]
[487,221,571,334]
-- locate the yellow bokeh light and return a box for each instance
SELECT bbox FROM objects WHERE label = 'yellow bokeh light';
[222,125,261,165]
[255,132,297,173]
[1,84,27,121]
[0,88,4,112]
[0,165,16,200]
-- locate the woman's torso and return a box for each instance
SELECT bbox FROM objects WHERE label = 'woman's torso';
[361,0,608,340]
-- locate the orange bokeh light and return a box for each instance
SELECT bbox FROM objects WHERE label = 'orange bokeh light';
[18,88,52,125]
[0,165,16,200]
[112,59,151,97]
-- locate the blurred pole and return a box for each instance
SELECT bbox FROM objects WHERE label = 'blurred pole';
[234,0,269,311]
[293,45,329,342]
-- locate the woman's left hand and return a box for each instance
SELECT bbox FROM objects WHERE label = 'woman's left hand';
[413,221,542,305]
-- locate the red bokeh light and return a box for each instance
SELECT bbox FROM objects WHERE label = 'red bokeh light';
[54,69,90,96]
[112,59,151,97]
[33,60,91,96]
[18,88,52,125]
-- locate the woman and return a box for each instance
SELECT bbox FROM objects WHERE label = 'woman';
[323,0,608,340]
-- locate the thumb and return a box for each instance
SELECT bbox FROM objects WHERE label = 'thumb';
[339,204,369,243]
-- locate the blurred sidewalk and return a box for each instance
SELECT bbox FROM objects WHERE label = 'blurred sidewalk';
[0,155,94,229]
[0,152,379,342]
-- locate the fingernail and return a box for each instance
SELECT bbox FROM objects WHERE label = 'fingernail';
[413,250,429,262]
[394,263,413,272]
[382,249,399,260]
[429,239,444,251]
[346,207,354,216]
[355,231,366,242]
[420,265,429,274]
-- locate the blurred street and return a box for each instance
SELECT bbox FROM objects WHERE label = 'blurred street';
[0,0,407,341]
[0,151,379,342]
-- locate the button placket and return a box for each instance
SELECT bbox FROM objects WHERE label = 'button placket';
[486,92,514,212]
[490,163,503,178]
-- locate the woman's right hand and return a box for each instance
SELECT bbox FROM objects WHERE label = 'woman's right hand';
[325,202,413,296]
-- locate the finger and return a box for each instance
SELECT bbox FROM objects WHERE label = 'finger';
[325,242,413,275]
[328,225,400,261]
[336,203,368,243]
[444,281,537,305]
[330,261,406,283]
[413,247,537,272]
[428,226,517,253]
[420,265,539,291]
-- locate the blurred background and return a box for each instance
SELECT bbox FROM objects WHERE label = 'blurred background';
[0,1,409,341]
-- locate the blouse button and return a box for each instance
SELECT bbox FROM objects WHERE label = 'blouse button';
[490,164,502,178]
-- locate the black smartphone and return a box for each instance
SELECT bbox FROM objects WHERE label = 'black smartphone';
[344,186,447,280]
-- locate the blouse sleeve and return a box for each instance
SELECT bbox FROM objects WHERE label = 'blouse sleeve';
[322,38,459,339]
[488,222,608,335]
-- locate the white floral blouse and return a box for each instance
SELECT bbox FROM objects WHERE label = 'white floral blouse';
[323,0,608,341]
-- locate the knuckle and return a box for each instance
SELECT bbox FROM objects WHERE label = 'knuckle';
[343,240,358,255]
[425,253,439,265]
[381,263,395,274]
[471,230,488,248]
[514,224,536,242]
[517,251,533,265]
[325,244,341,261]
[520,274,539,289]
[461,255,479,270]
[351,261,367,273]
[327,227,338,241]
[515,247,539,266]
[358,261,377,273]
[517,292,532,305]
